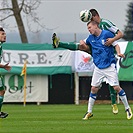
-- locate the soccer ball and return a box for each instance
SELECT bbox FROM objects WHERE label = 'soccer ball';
[79,10,92,22]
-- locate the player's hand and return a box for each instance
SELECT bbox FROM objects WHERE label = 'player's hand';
[117,53,125,58]
[79,40,86,47]
[79,40,91,53]
[79,40,88,49]
[105,38,114,46]
[3,63,11,71]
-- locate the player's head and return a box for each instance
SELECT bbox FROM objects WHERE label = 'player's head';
[0,27,6,43]
[89,9,100,23]
[87,20,100,35]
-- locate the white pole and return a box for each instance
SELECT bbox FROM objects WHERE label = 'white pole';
[74,72,79,105]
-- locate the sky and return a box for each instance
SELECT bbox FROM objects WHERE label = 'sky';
[38,0,131,34]
[1,0,131,43]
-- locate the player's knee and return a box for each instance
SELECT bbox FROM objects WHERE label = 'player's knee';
[91,86,98,93]
[113,85,121,92]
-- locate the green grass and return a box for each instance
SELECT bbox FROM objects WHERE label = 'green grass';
[0,104,133,133]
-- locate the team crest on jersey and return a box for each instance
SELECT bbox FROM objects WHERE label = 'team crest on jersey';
[102,39,105,45]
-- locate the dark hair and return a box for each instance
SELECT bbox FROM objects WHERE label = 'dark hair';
[89,9,99,17]
[87,20,99,26]
[0,27,4,32]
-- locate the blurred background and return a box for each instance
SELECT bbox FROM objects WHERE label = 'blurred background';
[0,0,132,44]
[0,0,132,104]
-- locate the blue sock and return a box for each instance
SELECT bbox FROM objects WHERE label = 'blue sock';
[118,89,126,96]
[89,93,97,100]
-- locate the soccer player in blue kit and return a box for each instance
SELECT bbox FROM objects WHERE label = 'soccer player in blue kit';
[89,8,123,114]
[52,20,132,120]
[80,21,132,120]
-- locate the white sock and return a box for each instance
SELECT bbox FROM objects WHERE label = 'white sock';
[119,89,130,110]
[87,93,96,113]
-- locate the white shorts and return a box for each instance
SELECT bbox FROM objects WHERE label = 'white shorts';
[91,64,119,87]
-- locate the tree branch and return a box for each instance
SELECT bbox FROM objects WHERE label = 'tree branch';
[19,0,25,12]
[0,14,14,21]
[0,7,13,11]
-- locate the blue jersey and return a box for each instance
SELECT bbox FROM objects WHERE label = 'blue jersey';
[85,30,116,69]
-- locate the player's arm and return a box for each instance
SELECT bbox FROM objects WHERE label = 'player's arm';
[112,30,123,41]
[79,40,91,53]
[114,44,125,58]
[0,63,11,71]
[106,30,123,46]
[112,41,125,58]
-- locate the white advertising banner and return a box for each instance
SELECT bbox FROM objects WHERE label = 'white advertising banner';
[73,50,94,76]
[1,43,72,75]
[2,50,72,67]
[4,74,48,102]
[74,50,94,72]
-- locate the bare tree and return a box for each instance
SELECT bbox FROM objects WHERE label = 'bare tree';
[0,0,41,43]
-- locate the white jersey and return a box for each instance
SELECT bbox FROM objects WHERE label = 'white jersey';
[99,18,119,34]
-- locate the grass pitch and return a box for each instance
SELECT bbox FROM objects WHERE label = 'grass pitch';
[0,104,133,133]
